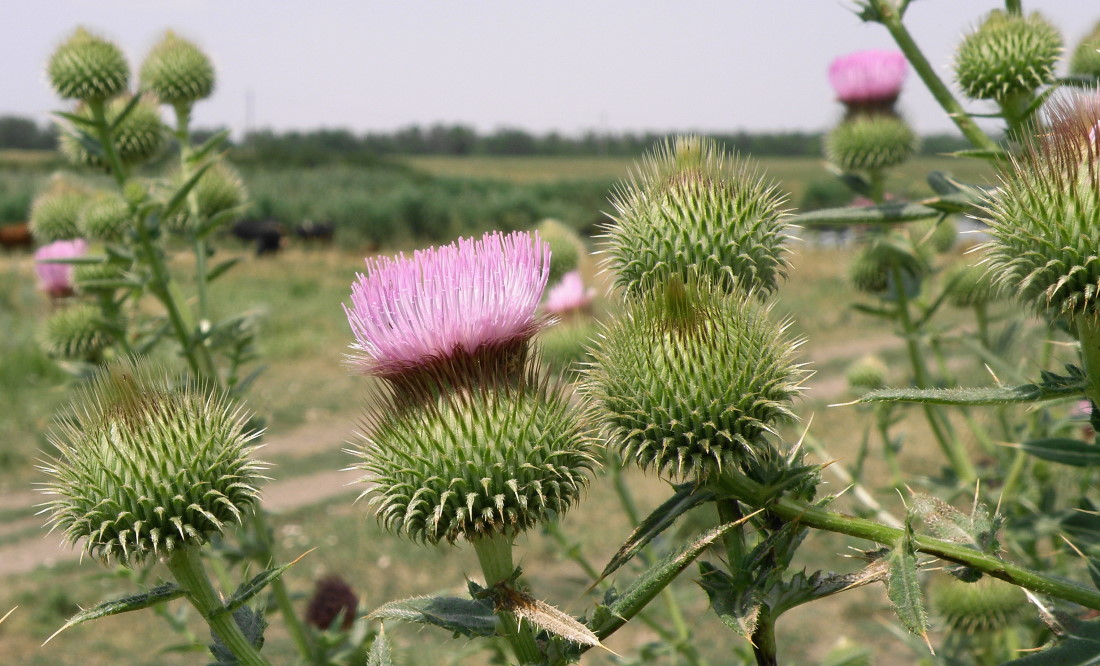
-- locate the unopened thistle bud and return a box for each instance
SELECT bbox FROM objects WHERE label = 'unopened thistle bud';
[166,160,248,234]
[943,262,1005,309]
[60,95,166,168]
[47,28,129,102]
[848,238,930,296]
[1070,21,1100,79]
[140,31,215,106]
[954,10,1062,102]
[912,217,957,254]
[846,355,888,393]
[39,360,267,566]
[981,91,1100,320]
[931,576,1026,634]
[605,136,789,299]
[584,279,804,481]
[29,181,90,243]
[828,49,908,117]
[40,303,110,359]
[77,190,131,242]
[536,218,585,285]
[825,115,919,172]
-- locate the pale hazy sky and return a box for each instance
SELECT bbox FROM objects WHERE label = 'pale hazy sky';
[3,1,1098,138]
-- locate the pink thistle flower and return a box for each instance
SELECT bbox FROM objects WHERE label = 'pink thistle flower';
[35,238,87,298]
[345,231,549,383]
[544,271,594,316]
[828,49,908,111]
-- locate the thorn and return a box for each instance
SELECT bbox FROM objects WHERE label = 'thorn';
[921,631,936,655]
[0,606,15,625]
[1060,534,1088,561]
[984,363,1002,385]
[828,399,861,408]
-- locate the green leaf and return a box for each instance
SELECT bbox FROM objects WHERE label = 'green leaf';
[161,160,214,222]
[53,110,98,129]
[597,484,713,583]
[367,626,394,666]
[1019,439,1100,467]
[856,379,1087,406]
[1005,617,1100,665]
[208,606,266,666]
[794,202,942,227]
[368,596,497,639]
[217,553,307,617]
[44,583,183,644]
[1062,502,1100,548]
[491,585,603,649]
[695,562,761,637]
[886,517,928,638]
[107,94,142,132]
[850,302,897,318]
[945,148,1009,162]
[189,129,231,164]
[206,257,243,283]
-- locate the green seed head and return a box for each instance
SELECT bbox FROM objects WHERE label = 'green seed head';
[584,279,804,481]
[77,190,131,242]
[39,360,267,566]
[166,160,248,234]
[47,27,129,102]
[604,136,789,299]
[1070,21,1100,79]
[140,31,215,105]
[40,304,110,359]
[29,180,90,242]
[60,95,166,168]
[846,355,888,393]
[932,576,1026,634]
[981,92,1100,320]
[355,373,596,544]
[848,236,930,296]
[954,10,1062,102]
[536,218,585,285]
[943,261,1005,309]
[825,115,919,172]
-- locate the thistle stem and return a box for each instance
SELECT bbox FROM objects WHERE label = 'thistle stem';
[87,99,129,188]
[472,533,541,665]
[165,546,270,666]
[750,609,779,666]
[1076,316,1100,406]
[711,469,1100,610]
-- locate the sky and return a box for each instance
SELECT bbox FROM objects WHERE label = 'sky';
[3,1,1099,139]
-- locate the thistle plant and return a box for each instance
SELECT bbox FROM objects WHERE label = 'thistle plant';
[1070,20,1100,79]
[828,49,908,117]
[34,239,86,299]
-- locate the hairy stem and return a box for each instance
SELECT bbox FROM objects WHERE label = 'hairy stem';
[472,533,541,665]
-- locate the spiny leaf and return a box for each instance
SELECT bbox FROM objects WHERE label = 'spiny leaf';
[794,202,941,227]
[368,596,497,639]
[216,549,312,617]
[886,517,929,641]
[44,583,184,645]
[367,626,394,666]
[1018,438,1100,467]
[852,379,1086,406]
[491,585,608,652]
[1004,617,1100,665]
[208,606,265,666]
[696,562,761,637]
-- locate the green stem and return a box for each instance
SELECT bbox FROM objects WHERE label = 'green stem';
[711,470,1100,610]
[870,0,1000,153]
[1076,316,1100,406]
[998,447,1029,507]
[716,498,748,570]
[165,547,270,666]
[472,533,541,665]
[750,609,779,666]
[974,303,991,350]
[876,412,904,489]
[87,100,129,188]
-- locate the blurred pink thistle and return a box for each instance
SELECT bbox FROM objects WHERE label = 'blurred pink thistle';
[35,238,87,298]
[544,271,594,316]
[828,49,908,111]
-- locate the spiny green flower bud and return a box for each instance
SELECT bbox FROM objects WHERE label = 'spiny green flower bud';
[954,10,1062,102]
[75,260,128,295]
[60,95,166,168]
[40,303,110,359]
[77,190,131,242]
[29,181,90,242]
[825,115,919,172]
[536,218,585,285]
[355,375,595,544]
[584,279,804,481]
[931,576,1026,634]
[166,160,248,234]
[943,262,1005,309]
[47,28,129,102]
[1070,21,1100,79]
[848,237,930,296]
[39,360,267,566]
[605,136,789,299]
[912,217,957,254]
[981,92,1100,320]
[846,355,888,393]
[140,31,215,106]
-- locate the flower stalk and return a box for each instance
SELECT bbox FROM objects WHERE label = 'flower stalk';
[472,533,541,665]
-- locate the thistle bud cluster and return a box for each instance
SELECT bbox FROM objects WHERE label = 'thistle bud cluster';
[954,10,1062,103]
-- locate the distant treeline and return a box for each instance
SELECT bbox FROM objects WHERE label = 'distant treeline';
[0,115,972,164]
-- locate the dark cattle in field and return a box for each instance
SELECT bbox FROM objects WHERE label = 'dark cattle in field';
[294,219,335,244]
[0,222,32,251]
[232,219,284,256]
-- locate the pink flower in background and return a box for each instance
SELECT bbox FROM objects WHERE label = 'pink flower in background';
[34,238,87,298]
[828,49,908,106]
[345,230,549,377]
[544,271,594,316]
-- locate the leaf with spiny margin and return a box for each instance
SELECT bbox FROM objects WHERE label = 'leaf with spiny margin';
[491,584,606,651]
[1019,439,1100,467]
[367,626,394,666]
[44,583,184,645]
[855,379,1086,406]
[794,202,941,227]
[217,550,311,617]
[1004,617,1100,665]
[695,561,761,637]
[597,483,714,583]
[368,596,497,639]
[910,493,999,552]
[208,606,266,665]
[886,517,929,640]
[946,148,1010,162]
[160,160,214,222]
[1062,500,1100,548]
[188,129,231,165]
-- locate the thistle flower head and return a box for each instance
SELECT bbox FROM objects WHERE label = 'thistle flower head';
[825,115,919,172]
[943,261,1005,309]
[1070,21,1100,79]
[47,27,129,102]
[828,49,907,113]
[584,278,804,481]
[305,575,359,631]
[140,31,215,106]
[77,190,131,242]
[345,231,549,389]
[34,238,87,298]
[604,136,790,299]
[29,179,91,243]
[846,355,888,393]
[536,218,585,285]
[354,373,596,544]
[954,10,1062,102]
[543,271,595,316]
[39,360,267,566]
[60,95,166,168]
[980,90,1100,320]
